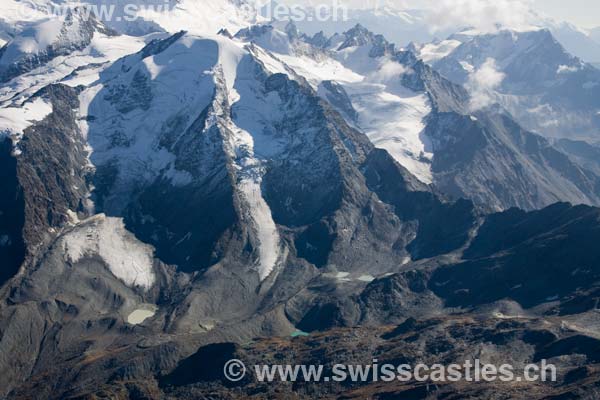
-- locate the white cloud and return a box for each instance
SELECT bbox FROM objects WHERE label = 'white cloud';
[424,0,538,34]
[557,64,579,74]
[466,58,505,110]
[367,59,410,83]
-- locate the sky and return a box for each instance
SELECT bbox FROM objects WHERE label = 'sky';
[279,0,600,30]
[533,0,600,29]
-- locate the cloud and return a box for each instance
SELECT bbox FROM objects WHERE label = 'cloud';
[424,0,538,33]
[556,64,579,74]
[466,58,505,110]
[367,60,410,83]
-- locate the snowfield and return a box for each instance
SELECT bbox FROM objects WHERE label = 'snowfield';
[346,82,433,183]
[62,215,156,290]
[0,97,52,154]
[0,32,147,106]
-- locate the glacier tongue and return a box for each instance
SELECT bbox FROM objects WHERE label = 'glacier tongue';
[329,49,433,184]
[237,174,281,281]
[346,82,433,184]
[217,87,282,282]
[219,51,284,282]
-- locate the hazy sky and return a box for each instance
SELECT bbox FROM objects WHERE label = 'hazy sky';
[279,0,600,29]
[534,0,600,29]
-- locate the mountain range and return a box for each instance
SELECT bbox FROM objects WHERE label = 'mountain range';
[283,2,600,65]
[0,1,599,398]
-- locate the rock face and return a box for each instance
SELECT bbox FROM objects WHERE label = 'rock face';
[430,203,600,309]
[16,84,91,253]
[426,109,600,211]
[0,8,599,399]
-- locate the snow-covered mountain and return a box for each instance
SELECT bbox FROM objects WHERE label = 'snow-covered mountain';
[546,20,600,64]
[276,4,451,47]
[269,1,600,65]
[0,0,262,38]
[1,2,600,398]
[1,2,599,283]
[0,23,483,395]
[428,28,600,141]
[237,23,600,210]
[0,7,120,83]
[238,23,436,184]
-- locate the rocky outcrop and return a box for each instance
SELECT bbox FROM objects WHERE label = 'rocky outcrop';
[15,84,90,255]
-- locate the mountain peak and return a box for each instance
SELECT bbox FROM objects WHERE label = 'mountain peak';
[234,23,274,40]
[217,28,234,38]
[338,23,374,49]
[307,30,328,48]
[284,21,300,40]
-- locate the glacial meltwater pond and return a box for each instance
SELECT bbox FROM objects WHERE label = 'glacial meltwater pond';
[127,304,158,325]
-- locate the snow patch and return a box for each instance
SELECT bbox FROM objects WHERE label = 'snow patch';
[323,271,352,282]
[357,274,375,282]
[0,97,53,150]
[62,215,155,290]
[459,61,475,73]
[323,271,376,283]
